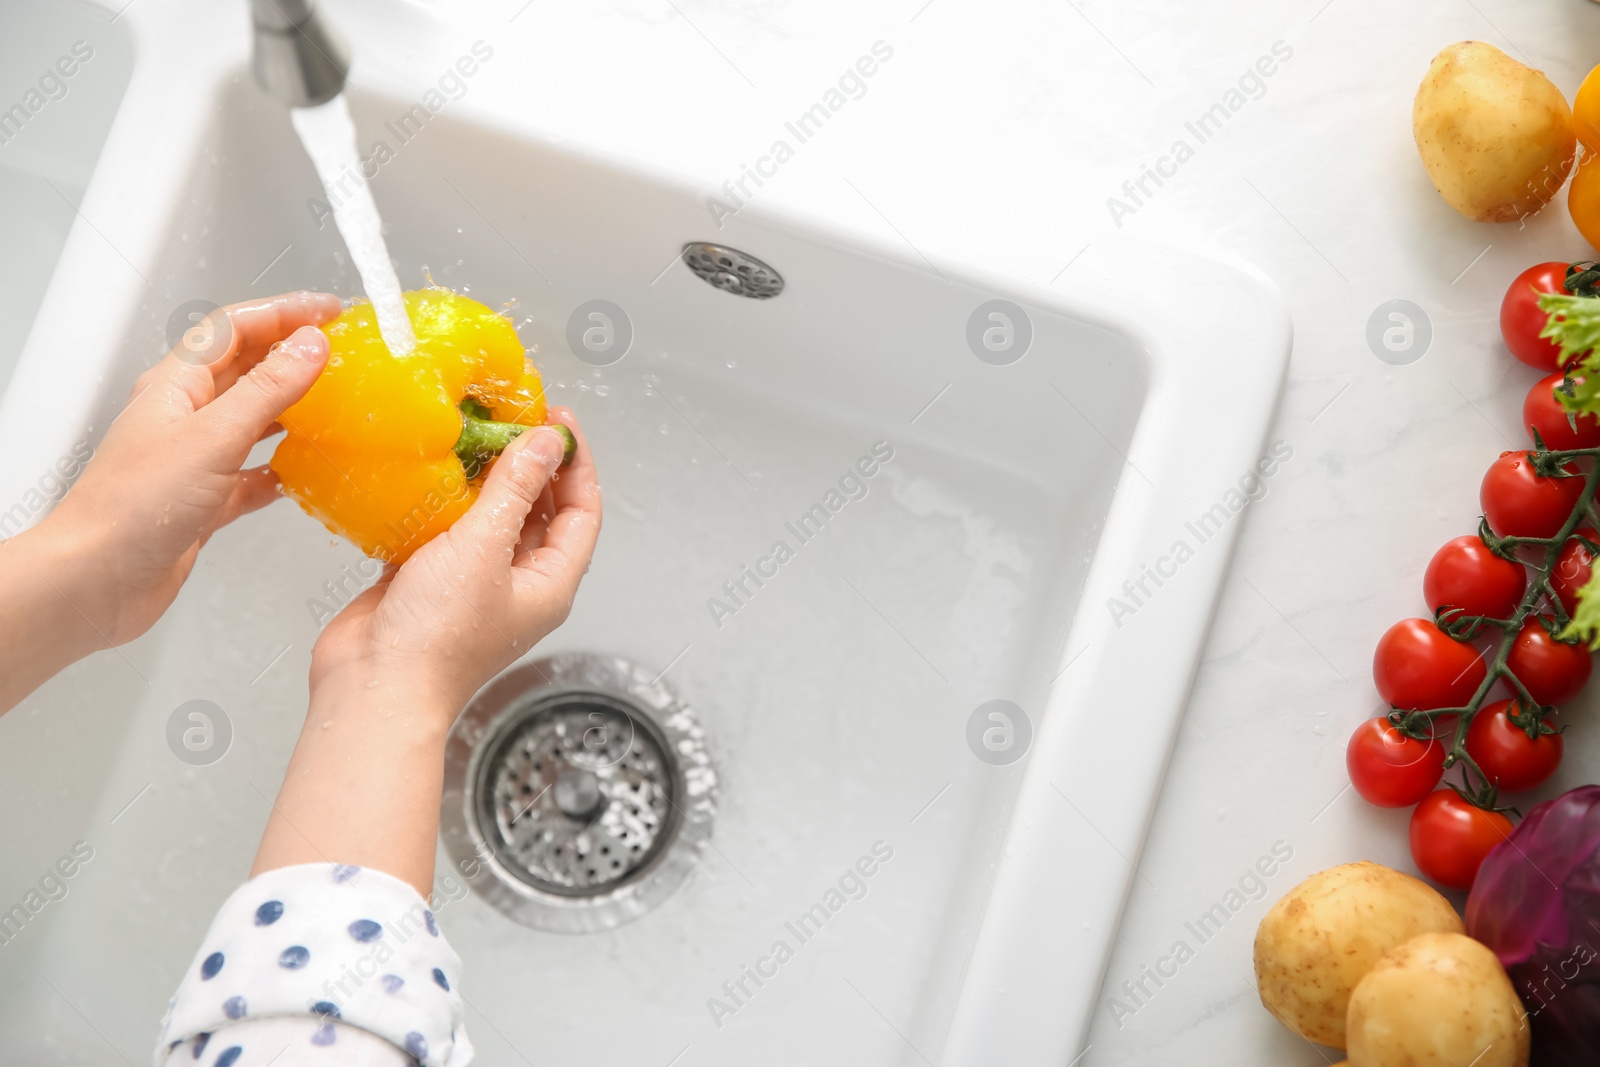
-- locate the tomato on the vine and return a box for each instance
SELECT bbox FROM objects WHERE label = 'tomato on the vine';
[1463,699,1563,792]
[1373,618,1487,710]
[1409,790,1514,890]
[1506,616,1593,706]
[1551,528,1599,616]
[1524,372,1600,450]
[1422,535,1526,621]
[1480,450,1585,539]
[1346,717,1447,807]
[1501,262,1576,371]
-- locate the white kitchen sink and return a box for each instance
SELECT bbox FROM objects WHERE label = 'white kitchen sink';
[0,3,1289,1064]
[0,0,133,402]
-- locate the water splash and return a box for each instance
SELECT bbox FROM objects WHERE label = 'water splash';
[290,95,416,355]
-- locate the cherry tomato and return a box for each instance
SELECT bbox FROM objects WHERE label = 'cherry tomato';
[1409,790,1514,891]
[1373,618,1487,710]
[1480,450,1585,538]
[1422,535,1526,622]
[1464,699,1563,792]
[1501,262,1575,370]
[1346,717,1447,807]
[1551,528,1599,616]
[1523,372,1600,450]
[1506,616,1593,706]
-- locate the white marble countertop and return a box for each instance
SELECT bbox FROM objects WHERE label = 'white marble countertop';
[320,0,1600,1060]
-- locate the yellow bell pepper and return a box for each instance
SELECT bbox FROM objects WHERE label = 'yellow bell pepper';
[271,288,571,563]
[1572,65,1600,247]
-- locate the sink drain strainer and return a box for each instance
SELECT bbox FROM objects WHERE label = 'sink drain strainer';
[441,654,718,933]
[681,242,784,299]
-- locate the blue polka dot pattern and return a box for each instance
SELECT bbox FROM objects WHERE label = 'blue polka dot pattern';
[160,863,467,1067]
[214,1047,242,1067]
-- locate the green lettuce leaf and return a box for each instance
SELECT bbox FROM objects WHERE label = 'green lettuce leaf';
[1540,293,1600,416]
[1561,559,1600,649]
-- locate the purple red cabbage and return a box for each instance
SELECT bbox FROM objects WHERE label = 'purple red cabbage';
[1465,785,1600,1065]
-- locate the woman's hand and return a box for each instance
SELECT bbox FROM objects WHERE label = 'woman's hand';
[253,408,601,894]
[0,291,340,711]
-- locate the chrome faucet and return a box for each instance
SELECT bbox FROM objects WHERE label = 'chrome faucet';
[249,0,349,107]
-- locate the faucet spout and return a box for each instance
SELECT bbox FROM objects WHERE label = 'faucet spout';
[249,0,349,107]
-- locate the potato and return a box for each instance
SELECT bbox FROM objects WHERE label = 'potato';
[1254,862,1463,1048]
[1413,41,1575,221]
[1347,932,1529,1067]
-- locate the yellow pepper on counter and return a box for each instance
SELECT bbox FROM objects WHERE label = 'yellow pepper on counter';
[271,288,571,563]
[1571,65,1600,247]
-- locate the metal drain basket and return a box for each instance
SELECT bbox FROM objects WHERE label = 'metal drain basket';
[441,653,718,933]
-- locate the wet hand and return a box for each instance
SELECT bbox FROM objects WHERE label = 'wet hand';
[309,406,602,721]
[44,290,341,644]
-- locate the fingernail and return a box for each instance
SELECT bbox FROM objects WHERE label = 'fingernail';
[286,325,329,362]
[530,426,567,472]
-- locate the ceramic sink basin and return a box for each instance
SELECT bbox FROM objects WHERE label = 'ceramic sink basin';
[0,0,132,405]
[0,3,1289,1064]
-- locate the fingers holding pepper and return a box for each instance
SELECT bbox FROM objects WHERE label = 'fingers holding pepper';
[432,405,598,651]
[455,424,571,563]
[270,289,564,564]
[132,290,342,415]
[513,406,600,582]
[193,325,331,468]
[306,407,599,714]
[27,293,343,651]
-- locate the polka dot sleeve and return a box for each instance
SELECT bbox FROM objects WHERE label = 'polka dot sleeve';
[155,864,472,1067]
[159,1017,413,1066]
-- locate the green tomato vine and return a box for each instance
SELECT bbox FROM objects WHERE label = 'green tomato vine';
[1387,275,1600,814]
[1396,461,1591,815]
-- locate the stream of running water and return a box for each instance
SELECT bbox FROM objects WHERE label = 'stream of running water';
[290,95,416,355]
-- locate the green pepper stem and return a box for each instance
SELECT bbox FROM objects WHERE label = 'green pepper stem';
[455,409,577,477]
